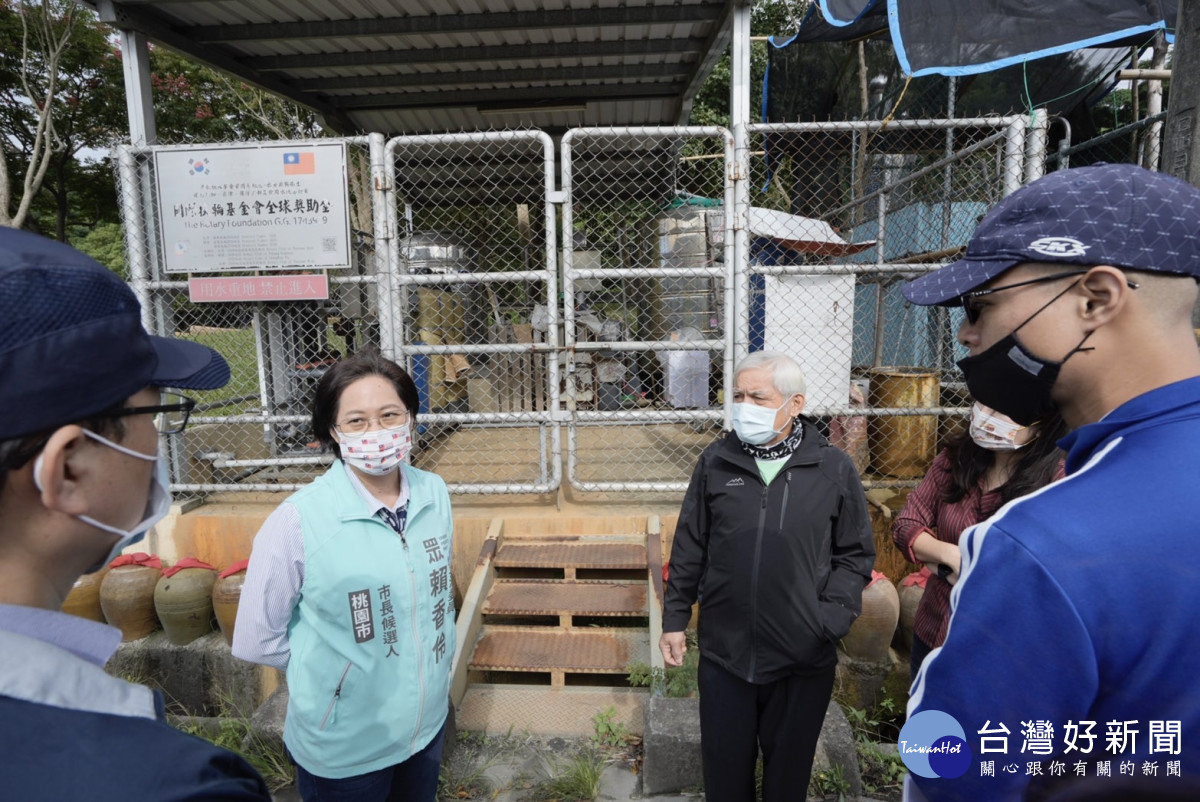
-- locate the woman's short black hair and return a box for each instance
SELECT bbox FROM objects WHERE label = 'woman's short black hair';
[311,350,419,459]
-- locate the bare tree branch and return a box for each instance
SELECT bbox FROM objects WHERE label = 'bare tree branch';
[1,0,75,228]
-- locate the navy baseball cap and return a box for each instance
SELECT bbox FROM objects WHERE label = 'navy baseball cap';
[904,164,1200,306]
[0,228,230,440]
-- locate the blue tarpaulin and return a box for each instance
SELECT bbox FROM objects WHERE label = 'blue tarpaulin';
[779,0,1176,77]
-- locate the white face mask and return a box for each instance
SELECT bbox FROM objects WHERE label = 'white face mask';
[339,423,411,476]
[969,403,1033,451]
[34,429,171,573]
[731,397,792,446]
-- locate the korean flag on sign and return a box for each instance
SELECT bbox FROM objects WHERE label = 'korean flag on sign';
[283,151,315,175]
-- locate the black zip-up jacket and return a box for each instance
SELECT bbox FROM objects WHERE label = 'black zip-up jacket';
[663,418,875,683]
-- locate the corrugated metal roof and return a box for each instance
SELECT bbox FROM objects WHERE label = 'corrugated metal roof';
[84,0,737,136]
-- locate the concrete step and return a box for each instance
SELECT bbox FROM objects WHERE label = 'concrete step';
[455,684,648,737]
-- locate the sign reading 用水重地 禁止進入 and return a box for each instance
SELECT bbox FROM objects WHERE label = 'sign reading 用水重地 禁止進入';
[152,141,352,274]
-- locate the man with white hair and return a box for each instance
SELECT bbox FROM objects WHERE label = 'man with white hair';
[661,351,874,802]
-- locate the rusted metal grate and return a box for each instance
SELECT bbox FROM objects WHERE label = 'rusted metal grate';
[484,579,647,616]
[469,626,647,673]
[493,541,646,570]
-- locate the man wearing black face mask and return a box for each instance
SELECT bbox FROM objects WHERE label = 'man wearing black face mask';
[898,163,1200,802]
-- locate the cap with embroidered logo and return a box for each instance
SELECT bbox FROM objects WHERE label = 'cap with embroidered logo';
[903,163,1200,306]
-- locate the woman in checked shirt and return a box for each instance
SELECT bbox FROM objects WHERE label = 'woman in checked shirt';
[892,402,1066,680]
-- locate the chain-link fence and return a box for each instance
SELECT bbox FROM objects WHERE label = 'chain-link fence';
[561,127,734,491]
[385,131,559,493]
[116,113,1062,496]
[1046,111,1168,174]
[744,115,1032,487]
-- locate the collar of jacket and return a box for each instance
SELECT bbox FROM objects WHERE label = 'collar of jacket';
[1059,375,1200,475]
[326,460,433,525]
[715,415,826,472]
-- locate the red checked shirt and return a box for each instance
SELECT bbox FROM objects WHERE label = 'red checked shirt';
[891,449,1064,649]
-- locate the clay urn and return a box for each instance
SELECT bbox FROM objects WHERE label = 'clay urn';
[154,558,218,646]
[99,553,163,641]
[840,570,900,663]
[61,567,109,623]
[897,567,930,652]
[212,558,250,647]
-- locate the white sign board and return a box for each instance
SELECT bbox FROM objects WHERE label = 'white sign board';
[153,142,352,274]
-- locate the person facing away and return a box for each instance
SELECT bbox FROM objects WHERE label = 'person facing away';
[660,350,875,802]
[0,228,270,800]
[900,163,1200,801]
[892,402,1067,680]
[233,351,455,802]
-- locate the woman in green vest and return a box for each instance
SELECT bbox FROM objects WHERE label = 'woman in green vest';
[234,350,455,801]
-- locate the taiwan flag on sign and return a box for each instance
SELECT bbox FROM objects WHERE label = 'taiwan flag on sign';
[283,151,315,175]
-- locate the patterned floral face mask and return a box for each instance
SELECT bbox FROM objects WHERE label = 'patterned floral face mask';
[339,423,411,475]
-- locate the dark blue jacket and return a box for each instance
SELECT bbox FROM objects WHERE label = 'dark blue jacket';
[908,377,1200,800]
[0,625,269,801]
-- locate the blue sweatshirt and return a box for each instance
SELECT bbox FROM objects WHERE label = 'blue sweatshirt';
[907,377,1200,801]
[0,610,269,800]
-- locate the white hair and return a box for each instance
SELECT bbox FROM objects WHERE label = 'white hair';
[734,351,806,396]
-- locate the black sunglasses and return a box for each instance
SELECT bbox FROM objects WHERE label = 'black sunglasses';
[957,269,1139,324]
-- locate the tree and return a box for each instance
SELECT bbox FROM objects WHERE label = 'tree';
[0,1,126,236]
[688,0,812,127]
[0,0,89,229]
[149,47,320,144]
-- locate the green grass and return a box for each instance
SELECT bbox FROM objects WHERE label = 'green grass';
[523,746,606,802]
[178,327,260,414]
[437,747,497,801]
[173,702,295,792]
[178,322,354,416]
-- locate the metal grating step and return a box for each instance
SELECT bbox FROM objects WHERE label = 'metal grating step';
[493,540,646,570]
[469,626,648,675]
[484,579,647,617]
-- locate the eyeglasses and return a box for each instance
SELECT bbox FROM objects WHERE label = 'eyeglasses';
[101,391,196,435]
[334,411,409,436]
[958,269,1141,324]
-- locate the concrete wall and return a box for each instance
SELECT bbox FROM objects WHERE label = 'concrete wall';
[143,493,685,609]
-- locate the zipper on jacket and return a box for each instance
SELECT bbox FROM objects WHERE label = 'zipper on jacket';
[319,661,353,730]
[779,472,791,529]
[747,487,769,679]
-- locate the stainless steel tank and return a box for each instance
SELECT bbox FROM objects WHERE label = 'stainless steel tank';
[647,201,723,339]
[398,231,482,412]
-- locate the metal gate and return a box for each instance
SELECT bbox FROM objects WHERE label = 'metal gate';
[384,130,560,494]
[116,114,1043,497]
[560,127,735,492]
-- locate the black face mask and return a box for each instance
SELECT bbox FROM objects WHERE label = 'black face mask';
[955,280,1092,426]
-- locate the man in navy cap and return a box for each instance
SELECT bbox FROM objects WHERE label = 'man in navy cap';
[899,163,1200,800]
[0,229,270,799]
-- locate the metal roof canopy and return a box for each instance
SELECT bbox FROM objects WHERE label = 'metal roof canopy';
[84,0,739,137]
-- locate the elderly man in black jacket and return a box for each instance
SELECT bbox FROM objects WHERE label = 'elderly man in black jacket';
[661,350,875,802]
